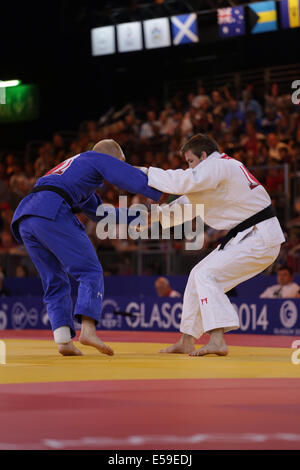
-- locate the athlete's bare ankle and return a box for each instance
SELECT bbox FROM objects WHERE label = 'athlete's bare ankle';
[208,328,226,346]
[181,334,195,345]
[80,316,97,336]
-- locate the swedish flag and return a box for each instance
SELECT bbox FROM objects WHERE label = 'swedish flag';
[249,1,278,34]
[280,0,300,28]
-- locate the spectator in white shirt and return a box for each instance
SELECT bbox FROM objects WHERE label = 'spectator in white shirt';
[192,86,211,109]
[260,266,300,298]
[159,110,177,137]
[140,111,161,139]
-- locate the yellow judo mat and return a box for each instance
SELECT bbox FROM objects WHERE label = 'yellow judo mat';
[1,333,300,450]
[1,338,299,384]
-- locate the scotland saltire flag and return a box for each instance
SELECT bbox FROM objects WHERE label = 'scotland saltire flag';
[280,0,300,29]
[171,13,199,45]
[248,1,278,34]
[217,7,246,38]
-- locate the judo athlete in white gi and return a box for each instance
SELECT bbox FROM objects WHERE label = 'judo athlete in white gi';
[146,134,285,356]
[11,140,161,356]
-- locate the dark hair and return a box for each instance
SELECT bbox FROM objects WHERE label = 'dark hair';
[181,134,220,158]
[278,266,293,275]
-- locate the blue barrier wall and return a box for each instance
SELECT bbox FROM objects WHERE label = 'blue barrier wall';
[1,296,300,336]
[5,274,300,298]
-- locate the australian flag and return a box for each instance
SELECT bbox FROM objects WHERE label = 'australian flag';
[218,6,246,38]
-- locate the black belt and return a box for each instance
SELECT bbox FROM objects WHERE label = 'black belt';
[219,204,276,250]
[30,185,81,214]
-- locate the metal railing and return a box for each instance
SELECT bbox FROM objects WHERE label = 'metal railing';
[165,63,300,99]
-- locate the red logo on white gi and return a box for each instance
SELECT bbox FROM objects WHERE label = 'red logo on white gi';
[221,154,261,190]
[201,298,208,305]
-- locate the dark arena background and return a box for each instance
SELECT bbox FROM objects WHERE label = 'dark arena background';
[1,0,300,456]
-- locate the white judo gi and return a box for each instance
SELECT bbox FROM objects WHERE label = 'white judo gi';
[147,151,285,338]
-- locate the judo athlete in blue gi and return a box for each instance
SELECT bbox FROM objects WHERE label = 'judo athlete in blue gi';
[11,140,162,356]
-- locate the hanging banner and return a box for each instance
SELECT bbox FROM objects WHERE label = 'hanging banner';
[171,13,199,45]
[217,6,246,38]
[248,1,278,34]
[143,17,171,49]
[117,21,143,52]
[91,25,116,56]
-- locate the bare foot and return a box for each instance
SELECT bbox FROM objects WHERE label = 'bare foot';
[160,343,195,354]
[79,333,114,356]
[189,343,228,357]
[159,334,195,354]
[58,341,83,356]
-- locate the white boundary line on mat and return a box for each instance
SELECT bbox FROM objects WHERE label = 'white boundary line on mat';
[1,432,300,450]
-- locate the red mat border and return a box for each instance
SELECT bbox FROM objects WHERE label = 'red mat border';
[0,329,299,347]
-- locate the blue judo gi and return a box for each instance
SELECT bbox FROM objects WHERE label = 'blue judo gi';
[11,151,161,337]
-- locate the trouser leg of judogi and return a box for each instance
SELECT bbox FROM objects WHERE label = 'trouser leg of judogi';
[181,228,280,339]
[19,203,104,333]
[19,219,76,337]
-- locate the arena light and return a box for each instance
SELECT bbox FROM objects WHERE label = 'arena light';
[0,80,22,88]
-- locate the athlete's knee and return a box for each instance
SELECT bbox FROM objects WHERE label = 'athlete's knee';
[43,276,71,301]
[78,261,103,282]
[189,264,200,280]
[78,266,103,294]
[87,267,103,282]
[193,266,217,284]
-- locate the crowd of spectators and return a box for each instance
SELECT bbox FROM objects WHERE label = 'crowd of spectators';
[1,81,300,278]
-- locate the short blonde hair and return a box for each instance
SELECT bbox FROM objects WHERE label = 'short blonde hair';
[93,139,126,162]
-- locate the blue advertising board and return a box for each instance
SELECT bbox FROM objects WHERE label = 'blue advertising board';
[5,274,300,298]
[0,297,300,336]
